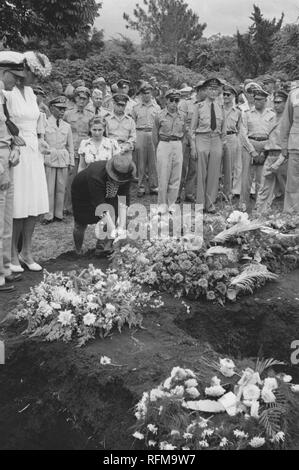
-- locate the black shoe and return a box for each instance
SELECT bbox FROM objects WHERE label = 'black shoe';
[54,217,63,222]
[149,188,158,195]
[0,283,15,292]
[5,274,22,283]
[185,195,195,203]
[42,219,53,225]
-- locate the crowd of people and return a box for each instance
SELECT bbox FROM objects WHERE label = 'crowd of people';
[1,49,299,292]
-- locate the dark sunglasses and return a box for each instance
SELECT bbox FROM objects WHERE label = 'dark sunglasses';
[274,100,284,104]
[223,92,232,97]
[169,98,180,103]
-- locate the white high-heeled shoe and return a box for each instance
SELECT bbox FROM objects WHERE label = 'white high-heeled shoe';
[19,255,43,272]
[10,263,24,273]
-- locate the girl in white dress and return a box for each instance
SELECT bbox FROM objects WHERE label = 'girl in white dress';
[6,53,51,272]
[77,116,120,173]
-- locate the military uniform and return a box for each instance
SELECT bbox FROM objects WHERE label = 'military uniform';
[280,86,299,213]
[223,104,243,196]
[178,94,197,201]
[105,94,136,161]
[256,113,287,213]
[191,78,226,212]
[63,89,93,213]
[132,87,160,195]
[240,100,275,207]
[152,90,186,210]
[44,110,74,222]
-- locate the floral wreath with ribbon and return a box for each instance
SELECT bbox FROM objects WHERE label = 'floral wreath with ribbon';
[24,51,52,79]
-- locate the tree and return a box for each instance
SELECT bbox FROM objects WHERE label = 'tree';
[123,0,206,65]
[271,24,299,77]
[0,0,101,48]
[236,4,284,78]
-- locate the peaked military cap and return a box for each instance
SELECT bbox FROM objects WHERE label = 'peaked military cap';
[92,77,106,86]
[49,96,68,108]
[274,90,288,101]
[113,93,130,105]
[117,79,130,89]
[202,77,222,88]
[74,86,91,98]
[253,89,269,98]
[139,82,153,93]
[165,89,181,99]
[223,84,237,96]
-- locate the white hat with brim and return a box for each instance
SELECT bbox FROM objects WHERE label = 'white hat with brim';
[0,51,25,77]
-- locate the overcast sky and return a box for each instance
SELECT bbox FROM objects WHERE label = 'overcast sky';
[95,0,299,41]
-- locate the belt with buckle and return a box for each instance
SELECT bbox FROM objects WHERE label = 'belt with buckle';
[137,128,152,132]
[267,150,282,157]
[249,136,268,141]
[227,131,237,135]
[160,136,182,142]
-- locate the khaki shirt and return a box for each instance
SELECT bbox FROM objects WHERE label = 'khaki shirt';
[44,115,75,168]
[131,100,161,130]
[280,87,299,151]
[264,114,283,151]
[242,107,275,154]
[191,98,226,141]
[105,113,136,149]
[63,106,93,155]
[178,98,196,129]
[152,108,186,147]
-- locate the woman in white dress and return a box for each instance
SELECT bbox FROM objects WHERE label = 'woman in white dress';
[5,51,51,272]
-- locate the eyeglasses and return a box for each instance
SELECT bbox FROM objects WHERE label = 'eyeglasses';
[254,97,266,101]
[169,98,180,103]
[116,102,126,106]
[274,100,284,104]
[223,92,232,97]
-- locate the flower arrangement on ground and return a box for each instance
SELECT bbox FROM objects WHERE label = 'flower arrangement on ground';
[132,358,299,450]
[15,265,163,346]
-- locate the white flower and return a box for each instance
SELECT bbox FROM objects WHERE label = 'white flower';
[250,400,260,418]
[182,446,190,450]
[105,303,116,314]
[242,384,261,402]
[227,210,249,225]
[50,302,61,310]
[219,358,236,377]
[202,429,214,438]
[205,385,226,397]
[163,377,172,390]
[133,431,144,440]
[238,368,262,387]
[249,437,265,448]
[170,367,188,381]
[148,440,156,447]
[100,356,112,365]
[272,431,285,442]
[183,432,193,440]
[282,374,292,383]
[198,440,209,448]
[233,430,249,439]
[160,442,177,450]
[186,387,200,398]
[147,424,158,434]
[211,376,221,387]
[263,377,278,391]
[185,379,198,388]
[135,411,142,420]
[261,387,276,403]
[291,385,299,392]
[57,310,74,326]
[170,385,184,398]
[150,388,165,402]
[220,437,228,447]
[83,313,97,326]
[170,430,180,437]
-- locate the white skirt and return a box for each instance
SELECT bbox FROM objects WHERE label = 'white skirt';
[13,135,49,218]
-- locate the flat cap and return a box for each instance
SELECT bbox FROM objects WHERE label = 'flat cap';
[202,77,222,88]
[113,93,130,105]
[74,86,91,98]
[49,96,68,108]
[0,51,25,77]
[165,89,181,99]
[223,84,237,96]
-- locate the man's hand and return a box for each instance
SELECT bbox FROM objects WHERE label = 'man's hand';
[39,139,51,155]
[190,145,197,160]
[12,136,26,147]
[281,149,289,158]
[9,147,20,167]
[68,165,75,176]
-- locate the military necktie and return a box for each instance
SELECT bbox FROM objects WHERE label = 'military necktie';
[95,107,99,115]
[56,119,60,128]
[210,102,216,131]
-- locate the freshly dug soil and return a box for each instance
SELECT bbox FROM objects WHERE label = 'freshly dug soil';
[0,250,299,450]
